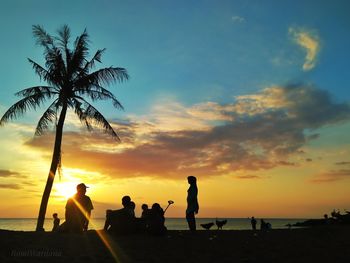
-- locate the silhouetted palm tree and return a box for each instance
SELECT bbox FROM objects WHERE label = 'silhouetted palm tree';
[0,25,129,231]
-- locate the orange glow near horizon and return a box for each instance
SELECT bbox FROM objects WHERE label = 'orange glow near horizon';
[0,91,350,220]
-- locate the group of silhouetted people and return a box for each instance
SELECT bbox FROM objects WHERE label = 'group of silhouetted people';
[51,176,199,234]
[103,195,167,235]
[250,216,272,230]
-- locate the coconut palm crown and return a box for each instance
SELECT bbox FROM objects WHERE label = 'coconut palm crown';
[0,25,129,231]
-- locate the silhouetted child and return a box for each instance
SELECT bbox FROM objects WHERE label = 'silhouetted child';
[251,216,257,230]
[324,214,330,224]
[136,204,150,233]
[141,204,150,218]
[52,213,60,232]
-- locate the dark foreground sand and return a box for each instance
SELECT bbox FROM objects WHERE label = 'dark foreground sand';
[1,227,349,263]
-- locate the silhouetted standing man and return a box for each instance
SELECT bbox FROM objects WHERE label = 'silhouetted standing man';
[65,183,94,232]
[186,176,199,232]
[251,216,257,230]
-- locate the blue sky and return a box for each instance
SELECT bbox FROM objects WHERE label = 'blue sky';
[1,0,349,116]
[0,0,350,218]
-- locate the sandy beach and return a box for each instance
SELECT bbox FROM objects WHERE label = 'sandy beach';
[1,226,349,263]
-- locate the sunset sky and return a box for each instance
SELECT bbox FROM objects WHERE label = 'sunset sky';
[0,0,349,219]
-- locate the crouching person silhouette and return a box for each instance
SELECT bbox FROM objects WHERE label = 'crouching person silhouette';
[60,183,94,233]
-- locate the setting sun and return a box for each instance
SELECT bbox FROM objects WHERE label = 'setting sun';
[54,182,77,199]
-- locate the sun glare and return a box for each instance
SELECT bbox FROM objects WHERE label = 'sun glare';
[55,182,77,199]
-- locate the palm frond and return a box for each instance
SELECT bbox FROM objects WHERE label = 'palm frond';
[96,67,129,84]
[76,97,119,140]
[82,48,106,73]
[32,25,54,48]
[35,99,59,136]
[0,92,52,125]
[71,98,92,131]
[77,67,129,88]
[45,47,66,84]
[56,25,73,74]
[74,84,124,109]
[70,29,89,70]
[15,86,58,98]
[56,25,71,49]
[28,59,55,84]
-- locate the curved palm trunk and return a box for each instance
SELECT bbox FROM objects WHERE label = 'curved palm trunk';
[36,103,68,231]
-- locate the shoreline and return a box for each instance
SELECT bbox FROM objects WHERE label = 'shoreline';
[0,217,307,232]
[1,226,349,262]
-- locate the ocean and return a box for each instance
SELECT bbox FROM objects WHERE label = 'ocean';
[0,218,305,231]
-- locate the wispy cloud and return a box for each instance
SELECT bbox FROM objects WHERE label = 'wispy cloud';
[231,15,245,23]
[0,183,21,189]
[289,27,320,71]
[24,84,350,180]
[311,169,350,183]
[335,161,350,165]
[236,175,261,179]
[0,169,26,178]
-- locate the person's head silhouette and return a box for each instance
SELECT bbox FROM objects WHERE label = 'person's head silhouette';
[142,204,148,211]
[122,195,131,207]
[187,176,197,185]
[76,183,88,196]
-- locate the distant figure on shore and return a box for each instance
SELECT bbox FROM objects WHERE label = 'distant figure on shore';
[186,176,199,232]
[104,195,135,234]
[251,216,257,230]
[260,219,271,230]
[62,183,94,233]
[52,213,60,232]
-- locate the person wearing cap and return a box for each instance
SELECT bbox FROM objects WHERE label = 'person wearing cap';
[64,183,94,232]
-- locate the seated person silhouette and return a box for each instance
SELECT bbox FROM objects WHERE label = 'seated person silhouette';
[61,183,94,233]
[137,204,151,232]
[141,204,150,219]
[260,219,271,230]
[148,203,167,235]
[52,213,60,232]
[129,201,136,217]
[104,195,136,234]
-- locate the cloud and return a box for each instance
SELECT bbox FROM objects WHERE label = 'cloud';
[236,175,261,179]
[0,169,26,178]
[311,169,350,183]
[231,15,245,23]
[289,27,320,71]
[24,84,350,180]
[0,183,21,189]
[335,161,350,165]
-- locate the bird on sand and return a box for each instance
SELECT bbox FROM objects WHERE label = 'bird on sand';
[215,219,227,230]
[200,222,214,230]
